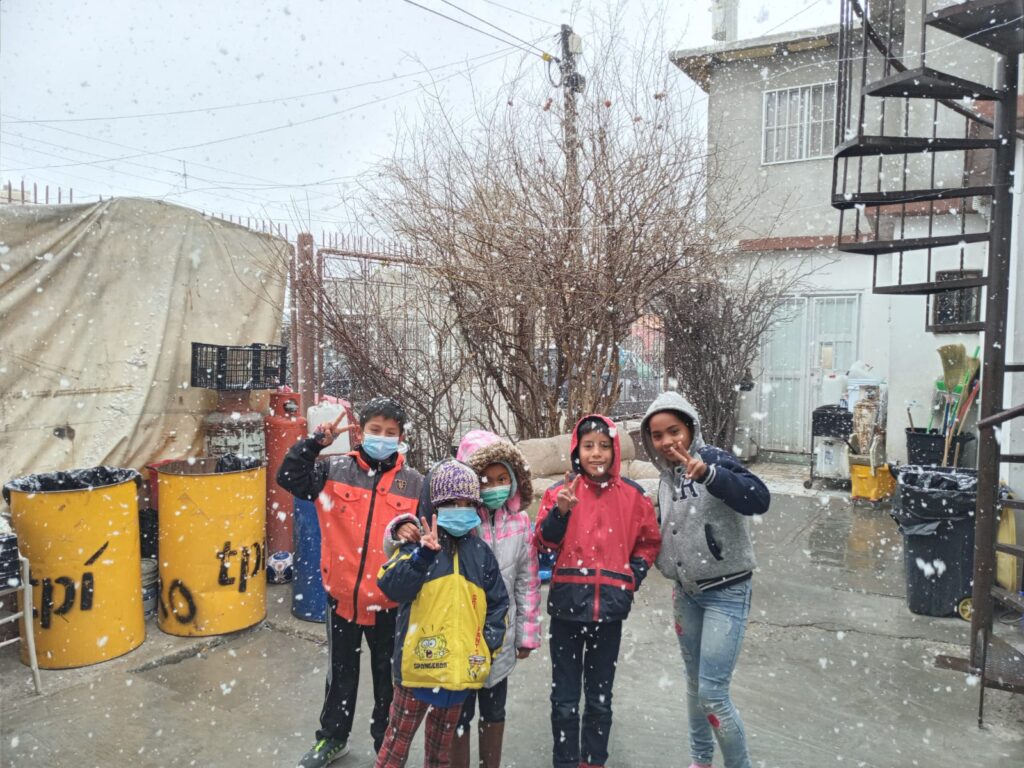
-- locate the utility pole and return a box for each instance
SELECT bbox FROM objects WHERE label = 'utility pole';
[558,24,585,431]
[559,24,585,225]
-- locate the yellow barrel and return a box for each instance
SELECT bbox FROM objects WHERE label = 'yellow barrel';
[156,459,266,636]
[3,468,144,669]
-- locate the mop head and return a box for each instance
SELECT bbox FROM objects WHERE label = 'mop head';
[937,343,967,393]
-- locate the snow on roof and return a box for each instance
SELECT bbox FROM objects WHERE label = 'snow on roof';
[670,23,842,92]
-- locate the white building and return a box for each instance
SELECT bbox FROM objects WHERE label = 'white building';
[670,3,1023,487]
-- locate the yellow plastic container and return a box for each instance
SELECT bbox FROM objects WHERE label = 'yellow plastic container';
[4,469,144,669]
[850,464,896,502]
[156,459,266,636]
[996,500,1021,593]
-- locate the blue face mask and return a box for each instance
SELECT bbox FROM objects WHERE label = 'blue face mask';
[436,507,480,537]
[362,434,400,460]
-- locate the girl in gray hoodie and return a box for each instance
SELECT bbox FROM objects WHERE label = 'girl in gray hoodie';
[641,392,770,768]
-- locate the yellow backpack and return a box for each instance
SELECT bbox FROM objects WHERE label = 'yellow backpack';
[400,551,493,690]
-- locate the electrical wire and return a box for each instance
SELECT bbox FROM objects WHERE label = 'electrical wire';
[478,0,557,27]
[436,0,551,56]
[6,134,377,216]
[0,153,354,229]
[3,127,353,218]
[399,0,556,61]
[7,46,519,125]
[4,129,282,192]
[4,121,360,192]
[3,46,524,174]
[0,140,290,212]
[1,140,196,193]
[1,39,544,228]
[0,147,159,200]
[762,0,827,36]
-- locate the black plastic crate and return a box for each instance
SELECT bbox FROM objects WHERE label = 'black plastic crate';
[190,343,287,390]
[812,404,853,438]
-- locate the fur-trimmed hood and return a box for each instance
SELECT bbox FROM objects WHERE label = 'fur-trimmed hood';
[456,430,533,511]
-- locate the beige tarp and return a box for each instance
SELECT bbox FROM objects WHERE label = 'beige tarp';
[0,198,289,490]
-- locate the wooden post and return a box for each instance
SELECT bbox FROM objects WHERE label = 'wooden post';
[296,233,317,411]
[289,245,299,392]
[316,251,325,397]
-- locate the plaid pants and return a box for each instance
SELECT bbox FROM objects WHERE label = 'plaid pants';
[374,685,463,768]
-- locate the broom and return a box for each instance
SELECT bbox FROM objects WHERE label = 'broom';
[942,350,981,467]
[937,343,968,394]
[950,380,981,468]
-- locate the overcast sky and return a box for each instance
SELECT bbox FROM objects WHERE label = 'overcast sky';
[1,0,837,235]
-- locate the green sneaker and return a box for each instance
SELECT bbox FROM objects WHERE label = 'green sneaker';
[297,737,350,768]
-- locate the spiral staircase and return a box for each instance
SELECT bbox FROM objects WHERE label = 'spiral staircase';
[831,0,1023,722]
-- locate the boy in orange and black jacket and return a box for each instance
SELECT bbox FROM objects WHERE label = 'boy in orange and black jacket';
[277,397,423,768]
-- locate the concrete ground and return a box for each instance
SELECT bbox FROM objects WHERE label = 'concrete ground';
[2,488,1023,768]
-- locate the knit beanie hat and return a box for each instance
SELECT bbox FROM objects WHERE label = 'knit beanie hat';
[430,460,482,506]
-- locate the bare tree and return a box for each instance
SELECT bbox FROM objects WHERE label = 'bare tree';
[357,18,725,439]
[660,251,809,451]
[291,249,470,465]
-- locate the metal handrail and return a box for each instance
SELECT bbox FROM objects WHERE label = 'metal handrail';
[978,401,1024,429]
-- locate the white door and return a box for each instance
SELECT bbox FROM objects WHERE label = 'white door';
[809,296,860,406]
[759,298,809,452]
[758,295,860,453]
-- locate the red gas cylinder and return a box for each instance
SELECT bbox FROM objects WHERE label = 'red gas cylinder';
[265,390,307,556]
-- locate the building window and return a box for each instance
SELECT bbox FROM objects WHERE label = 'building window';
[762,82,836,164]
[929,270,983,332]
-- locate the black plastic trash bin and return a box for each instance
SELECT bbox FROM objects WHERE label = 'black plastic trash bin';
[905,428,975,467]
[892,466,977,619]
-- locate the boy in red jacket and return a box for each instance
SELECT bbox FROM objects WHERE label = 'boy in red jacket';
[534,415,661,768]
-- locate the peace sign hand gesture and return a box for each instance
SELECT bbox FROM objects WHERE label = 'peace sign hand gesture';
[665,443,708,482]
[556,472,582,516]
[314,412,358,447]
[419,516,442,551]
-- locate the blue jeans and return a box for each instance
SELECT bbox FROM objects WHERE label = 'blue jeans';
[673,580,753,768]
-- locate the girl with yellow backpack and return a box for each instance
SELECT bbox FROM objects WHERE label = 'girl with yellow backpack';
[375,460,508,768]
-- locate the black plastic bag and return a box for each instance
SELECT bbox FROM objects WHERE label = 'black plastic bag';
[3,466,141,505]
[891,466,976,527]
[214,454,263,473]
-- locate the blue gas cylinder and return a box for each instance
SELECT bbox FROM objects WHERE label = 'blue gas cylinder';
[292,497,327,622]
